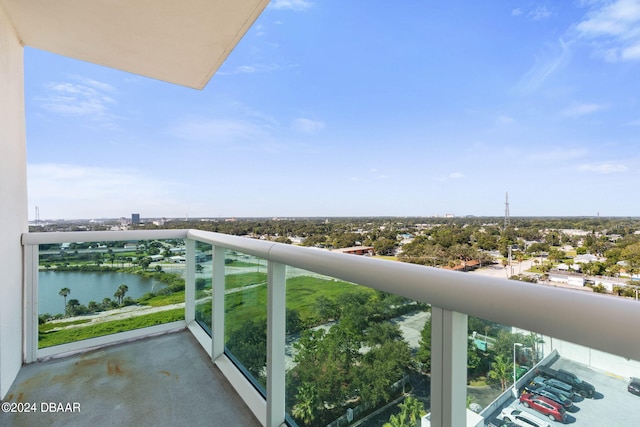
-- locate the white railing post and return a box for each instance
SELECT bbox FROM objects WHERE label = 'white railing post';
[212,245,226,360]
[185,238,196,324]
[267,261,286,427]
[431,306,467,427]
[24,243,39,363]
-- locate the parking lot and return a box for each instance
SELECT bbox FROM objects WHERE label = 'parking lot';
[487,358,638,426]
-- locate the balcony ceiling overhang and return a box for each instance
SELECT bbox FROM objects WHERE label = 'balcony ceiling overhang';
[1,0,269,89]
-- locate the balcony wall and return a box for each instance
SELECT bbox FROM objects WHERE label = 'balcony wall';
[0,3,28,398]
[14,229,640,426]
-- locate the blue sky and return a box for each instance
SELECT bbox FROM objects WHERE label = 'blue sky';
[25,0,640,220]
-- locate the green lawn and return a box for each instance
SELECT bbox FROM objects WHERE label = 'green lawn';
[39,318,92,332]
[142,290,186,306]
[39,308,184,348]
[224,274,373,335]
[225,271,267,289]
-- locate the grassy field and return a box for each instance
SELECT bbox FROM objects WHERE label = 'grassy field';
[224,274,373,335]
[39,308,184,348]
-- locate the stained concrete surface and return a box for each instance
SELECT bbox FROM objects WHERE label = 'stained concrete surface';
[0,331,261,427]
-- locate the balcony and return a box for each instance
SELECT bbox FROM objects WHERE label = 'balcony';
[1,229,639,426]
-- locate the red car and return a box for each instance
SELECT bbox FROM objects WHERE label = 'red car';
[519,393,566,423]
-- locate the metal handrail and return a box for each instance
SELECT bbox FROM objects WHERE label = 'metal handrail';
[23,229,640,361]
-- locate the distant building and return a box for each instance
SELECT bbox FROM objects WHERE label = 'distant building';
[132,213,140,225]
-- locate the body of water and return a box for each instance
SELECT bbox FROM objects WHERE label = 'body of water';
[39,271,166,315]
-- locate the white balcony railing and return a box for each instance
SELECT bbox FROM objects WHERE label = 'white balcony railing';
[22,229,640,427]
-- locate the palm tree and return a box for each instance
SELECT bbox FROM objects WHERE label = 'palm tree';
[488,354,513,392]
[59,287,70,315]
[516,252,525,274]
[398,396,425,426]
[291,382,317,426]
[114,284,129,306]
[383,413,412,427]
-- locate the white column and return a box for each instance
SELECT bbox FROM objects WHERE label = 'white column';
[267,262,286,427]
[185,239,196,324]
[0,6,27,399]
[211,245,226,360]
[23,244,39,363]
[430,307,467,427]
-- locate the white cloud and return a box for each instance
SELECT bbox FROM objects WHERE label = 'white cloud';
[515,39,570,94]
[529,6,552,21]
[511,6,551,20]
[38,78,116,119]
[292,117,325,133]
[270,0,313,12]
[218,63,280,75]
[622,42,640,59]
[578,162,628,174]
[574,0,640,62]
[561,102,607,117]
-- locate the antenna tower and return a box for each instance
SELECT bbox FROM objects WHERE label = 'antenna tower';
[504,192,510,228]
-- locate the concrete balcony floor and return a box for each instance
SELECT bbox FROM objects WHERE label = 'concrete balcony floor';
[0,330,261,427]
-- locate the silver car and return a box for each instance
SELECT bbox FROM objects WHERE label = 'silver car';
[499,407,551,427]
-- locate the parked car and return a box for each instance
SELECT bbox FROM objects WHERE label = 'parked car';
[532,376,575,400]
[523,383,573,409]
[519,393,567,423]
[486,417,519,427]
[628,377,640,396]
[537,366,595,398]
[500,407,551,427]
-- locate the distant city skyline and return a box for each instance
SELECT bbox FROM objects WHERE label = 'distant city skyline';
[25,1,640,219]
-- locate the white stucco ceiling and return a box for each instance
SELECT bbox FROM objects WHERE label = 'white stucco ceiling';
[1,0,269,89]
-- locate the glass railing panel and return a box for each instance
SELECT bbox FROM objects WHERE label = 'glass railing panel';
[470,317,640,426]
[284,266,429,427]
[194,241,213,334]
[38,238,186,348]
[223,250,268,392]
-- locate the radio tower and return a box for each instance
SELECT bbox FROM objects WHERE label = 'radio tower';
[504,192,510,228]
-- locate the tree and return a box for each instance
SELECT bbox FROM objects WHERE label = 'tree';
[114,284,129,306]
[384,396,424,427]
[226,319,267,384]
[355,340,410,405]
[139,257,152,270]
[67,299,80,316]
[467,337,482,376]
[374,237,397,256]
[399,396,425,426]
[315,295,338,321]
[383,413,413,427]
[516,252,525,274]
[416,316,431,371]
[488,354,512,392]
[59,287,70,315]
[365,322,403,347]
[291,382,318,426]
